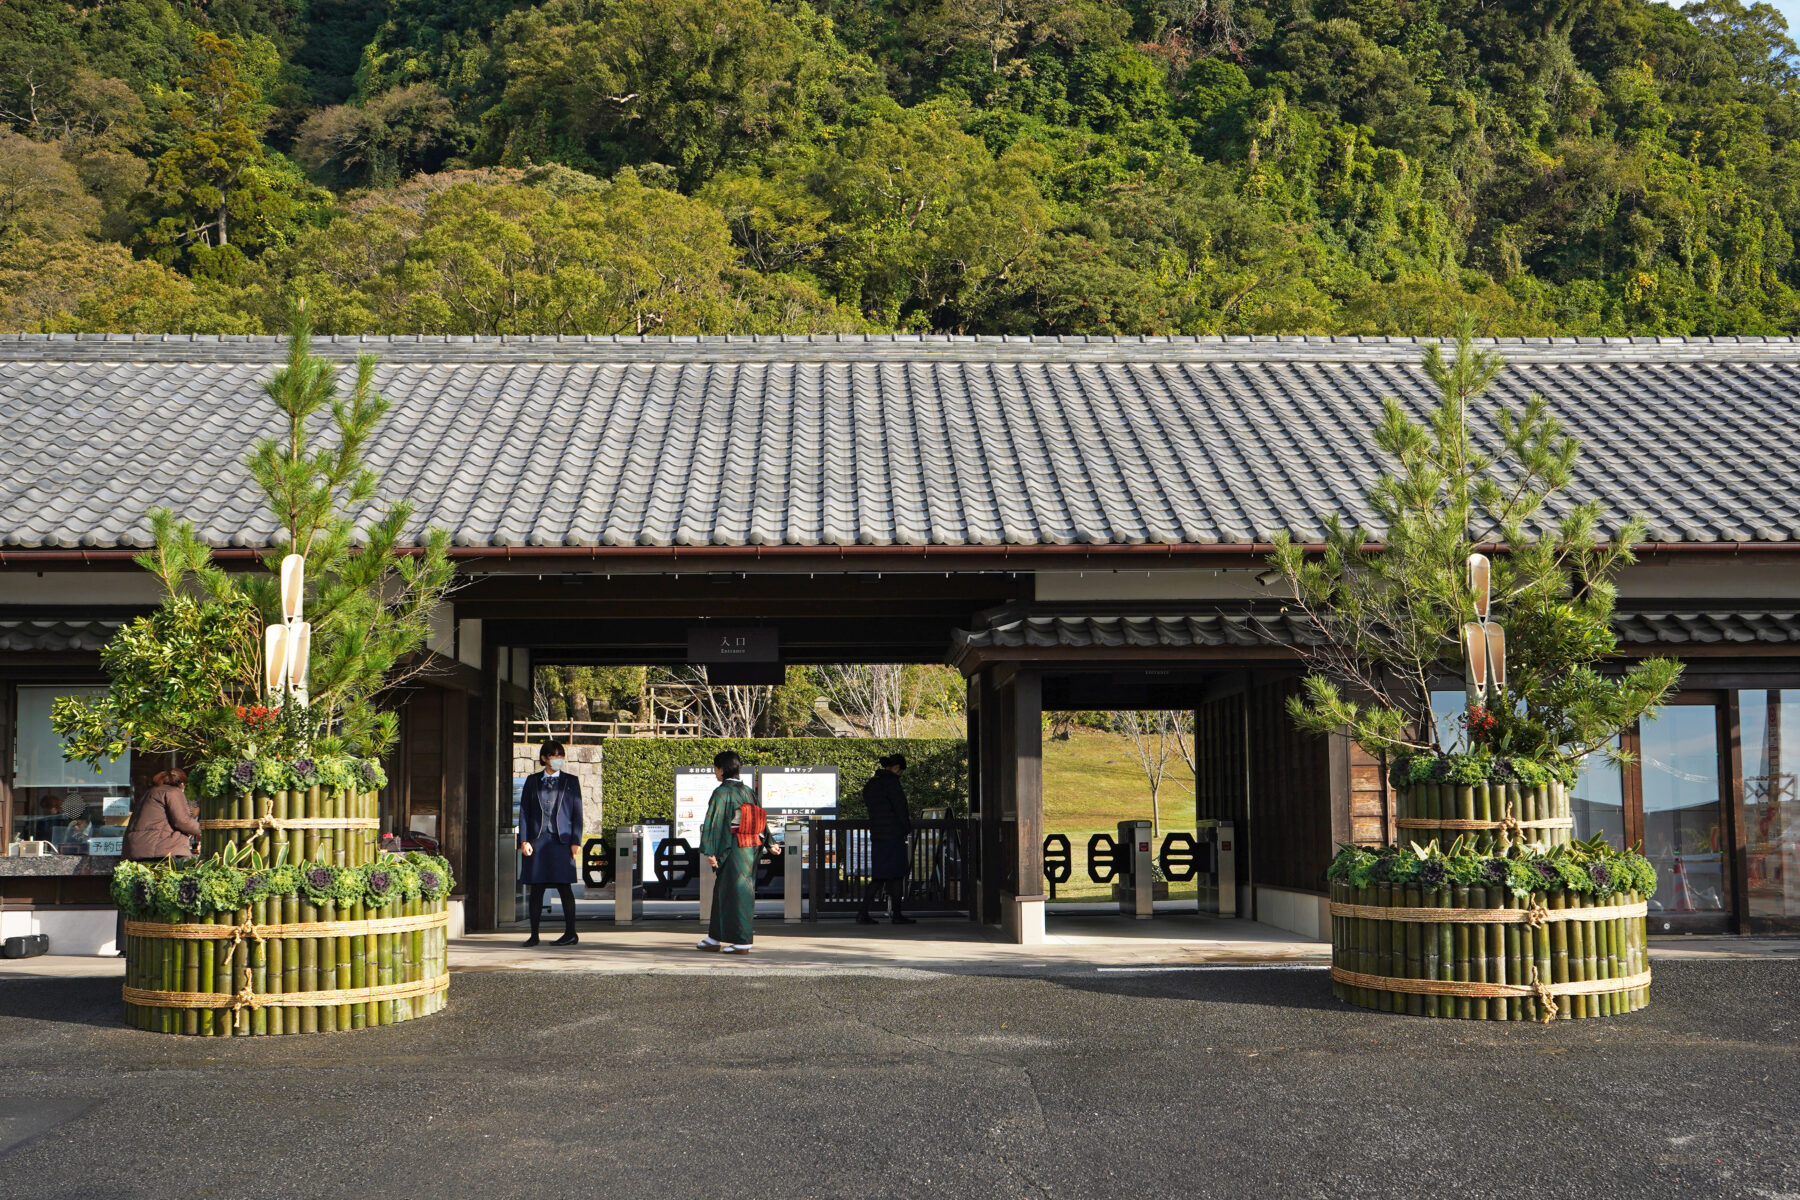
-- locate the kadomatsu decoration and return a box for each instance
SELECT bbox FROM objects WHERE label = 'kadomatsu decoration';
[115,852,454,1036]
[1272,328,1680,1021]
[56,305,458,1036]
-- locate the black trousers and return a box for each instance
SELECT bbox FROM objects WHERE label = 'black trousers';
[529,882,576,936]
[860,877,904,918]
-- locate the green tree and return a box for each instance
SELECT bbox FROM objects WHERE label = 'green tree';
[1270,327,1682,777]
[142,31,267,256]
[269,173,745,334]
[0,132,100,244]
[480,0,874,186]
[54,304,456,763]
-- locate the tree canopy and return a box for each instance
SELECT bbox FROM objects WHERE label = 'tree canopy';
[2,0,1798,335]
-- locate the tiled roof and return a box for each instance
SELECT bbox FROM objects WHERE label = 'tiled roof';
[951,609,1800,659]
[0,619,120,652]
[2,335,1798,550]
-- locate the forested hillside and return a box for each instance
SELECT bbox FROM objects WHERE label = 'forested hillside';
[2,0,1797,335]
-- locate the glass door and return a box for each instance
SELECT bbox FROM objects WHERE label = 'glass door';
[1741,689,1800,933]
[1637,700,1733,934]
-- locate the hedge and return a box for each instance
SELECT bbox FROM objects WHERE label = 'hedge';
[594,738,968,828]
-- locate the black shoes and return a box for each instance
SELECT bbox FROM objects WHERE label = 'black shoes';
[523,934,540,947]
[552,931,579,946]
[855,912,879,925]
[891,915,917,925]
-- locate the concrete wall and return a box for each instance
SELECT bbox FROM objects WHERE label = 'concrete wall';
[1253,886,1331,942]
[1037,559,1800,605]
[2,906,117,956]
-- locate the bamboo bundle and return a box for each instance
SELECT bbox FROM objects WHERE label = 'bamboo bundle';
[121,896,450,1036]
[1392,783,1573,852]
[1326,889,1649,1021]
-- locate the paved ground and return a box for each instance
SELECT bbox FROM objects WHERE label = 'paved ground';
[0,957,1795,1200]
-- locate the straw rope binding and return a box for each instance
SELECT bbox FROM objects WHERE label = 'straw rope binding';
[199,817,381,830]
[1329,899,1646,925]
[123,973,448,1011]
[1393,817,1572,830]
[125,910,448,942]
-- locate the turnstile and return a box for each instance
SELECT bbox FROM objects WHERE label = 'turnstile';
[1195,819,1238,917]
[783,819,806,922]
[614,825,644,925]
[1115,819,1155,919]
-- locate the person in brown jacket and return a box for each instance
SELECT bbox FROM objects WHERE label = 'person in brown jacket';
[121,769,201,861]
[114,769,200,956]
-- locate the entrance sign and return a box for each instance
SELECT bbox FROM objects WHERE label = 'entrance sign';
[687,627,778,662]
[687,627,783,685]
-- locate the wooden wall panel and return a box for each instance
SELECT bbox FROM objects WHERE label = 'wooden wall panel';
[1194,694,1246,826]
[1247,679,1332,893]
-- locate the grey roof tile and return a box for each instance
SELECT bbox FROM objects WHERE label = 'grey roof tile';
[0,336,1797,549]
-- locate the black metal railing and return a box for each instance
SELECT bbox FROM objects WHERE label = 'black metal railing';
[807,819,971,916]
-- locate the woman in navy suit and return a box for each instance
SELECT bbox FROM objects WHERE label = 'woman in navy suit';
[519,740,583,946]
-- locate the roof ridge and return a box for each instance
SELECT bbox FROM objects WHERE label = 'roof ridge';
[4,332,1798,345]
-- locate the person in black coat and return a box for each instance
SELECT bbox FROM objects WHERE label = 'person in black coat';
[519,740,583,947]
[858,754,915,925]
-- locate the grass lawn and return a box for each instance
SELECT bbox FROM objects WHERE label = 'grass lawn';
[907,719,1198,900]
[1042,726,1197,902]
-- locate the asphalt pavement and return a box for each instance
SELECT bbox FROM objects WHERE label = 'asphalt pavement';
[0,960,1794,1199]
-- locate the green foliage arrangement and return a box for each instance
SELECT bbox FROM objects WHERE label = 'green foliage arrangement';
[5,0,1800,336]
[191,754,387,799]
[52,305,456,767]
[1325,837,1656,899]
[590,737,969,828]
[1272,329,1682,783]
[113,852,455,919]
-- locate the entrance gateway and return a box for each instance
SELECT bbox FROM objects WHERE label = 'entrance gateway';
[1,333,1798,947]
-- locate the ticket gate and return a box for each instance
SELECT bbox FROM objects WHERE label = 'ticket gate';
[1194,819,1238,917]
[614,825,644,925]
[783,819,806,922]
[1115,819,1155,919]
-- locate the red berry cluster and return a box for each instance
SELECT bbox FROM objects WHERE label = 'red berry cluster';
[1461,704,1499,742]
[235,704,277,730]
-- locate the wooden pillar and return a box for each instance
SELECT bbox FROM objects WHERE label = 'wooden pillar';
[442,688,469,896]
[999,668,1044,945]
[974,668,1004,926]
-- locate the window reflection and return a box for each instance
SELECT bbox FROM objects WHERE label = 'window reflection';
[1639,706,1728,917]
[1741,690,1800,924]
[1570,740,1624,849]
[10,686,131,854]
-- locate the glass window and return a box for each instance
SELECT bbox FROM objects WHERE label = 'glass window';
[10,686,131,854]
[1638,705,1728,919]
[1741,690,1800,925]
[1570,739,1625,849]
[1430,690,1469,753]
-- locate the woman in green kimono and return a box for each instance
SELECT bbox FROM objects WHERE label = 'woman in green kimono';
[697,750,778,954]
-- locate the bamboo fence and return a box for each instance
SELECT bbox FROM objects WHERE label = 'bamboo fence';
[1327,882,1650,1021]
[120,785,450,1036]
[1391,782,1572,853]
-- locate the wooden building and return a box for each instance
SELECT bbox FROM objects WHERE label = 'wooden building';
[2,334,1796,948]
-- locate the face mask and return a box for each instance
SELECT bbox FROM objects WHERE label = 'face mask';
[548,757,565,773]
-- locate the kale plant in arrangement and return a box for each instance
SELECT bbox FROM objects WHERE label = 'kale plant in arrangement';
[1273,327,1683,1020]
[54,304,459,1037]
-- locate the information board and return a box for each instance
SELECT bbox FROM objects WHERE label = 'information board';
[672,767,763,851]
[757,766,839,814]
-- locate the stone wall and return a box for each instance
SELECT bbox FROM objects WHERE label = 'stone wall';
[511,743,602,828]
